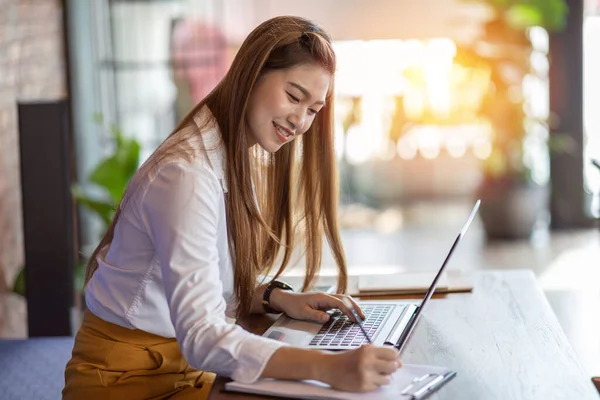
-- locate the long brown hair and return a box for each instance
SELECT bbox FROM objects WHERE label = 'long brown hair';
[84,16,348,317]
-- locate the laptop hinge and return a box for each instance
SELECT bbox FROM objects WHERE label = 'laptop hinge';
[383,305,416,347]
[395,306,420,351]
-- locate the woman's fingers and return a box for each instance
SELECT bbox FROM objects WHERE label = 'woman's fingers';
[373,358,400,375]
[359,348,399,390]
[369,348,401,387]
[332,294,365,319]
[373,346,402,362]
[328,294,365,322]
[308,294,358,322]
[304,307,331,323]
[372,371,393,387]
[324,345,401,392]
[347,296,366,319]
[304,293,369,323]
[330,296,360,322]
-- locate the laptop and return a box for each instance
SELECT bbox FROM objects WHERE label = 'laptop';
[262,200,480,352]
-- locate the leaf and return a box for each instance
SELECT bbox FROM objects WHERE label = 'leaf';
[88,128,140,204]
[505,4,543,29]
[12,267,26,297]
[71,185,115,226]
[465,0,567,32]
[76,199,114,226]
[116,137,141,179]
[88,156,130,204]
[74,262,87,294]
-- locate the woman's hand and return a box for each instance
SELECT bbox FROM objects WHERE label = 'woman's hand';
[269,290,365,323]
[261,345,400,392]
[321,345,401,392]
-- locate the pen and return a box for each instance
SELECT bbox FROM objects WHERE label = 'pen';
[342,298,372,344]
[401,372,456,399]
[342,298,397,383]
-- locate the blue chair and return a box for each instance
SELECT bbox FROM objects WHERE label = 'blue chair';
[0,337,74,400]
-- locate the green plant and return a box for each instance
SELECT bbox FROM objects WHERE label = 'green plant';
[72,113,141,226]
[12,267,26,297]
[460,0,568,180]
[11,114,141,296]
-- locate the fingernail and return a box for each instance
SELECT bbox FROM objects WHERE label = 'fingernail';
[321,314,330,322]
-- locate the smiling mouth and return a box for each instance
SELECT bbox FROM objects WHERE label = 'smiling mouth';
[273,122,294,139]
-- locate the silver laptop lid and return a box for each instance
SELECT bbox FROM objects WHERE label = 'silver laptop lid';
[417,199,480,311]
[396,199,480,351]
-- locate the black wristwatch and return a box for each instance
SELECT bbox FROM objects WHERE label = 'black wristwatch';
[262,280,294,314]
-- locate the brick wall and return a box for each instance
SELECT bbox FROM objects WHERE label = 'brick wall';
[0,0,67,337]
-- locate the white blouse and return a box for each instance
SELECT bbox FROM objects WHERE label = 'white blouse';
[85,107,286,383]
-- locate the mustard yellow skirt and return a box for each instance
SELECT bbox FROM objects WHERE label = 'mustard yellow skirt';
[63,309,215,400]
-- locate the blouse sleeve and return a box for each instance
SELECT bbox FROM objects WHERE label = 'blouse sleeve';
[140,161,286,383]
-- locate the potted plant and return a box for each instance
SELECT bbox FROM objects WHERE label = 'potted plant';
[462,0,569,239]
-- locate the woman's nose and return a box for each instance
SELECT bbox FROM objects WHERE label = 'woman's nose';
[288,109,306,132]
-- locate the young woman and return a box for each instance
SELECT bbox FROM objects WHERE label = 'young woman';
[63,16,401,399]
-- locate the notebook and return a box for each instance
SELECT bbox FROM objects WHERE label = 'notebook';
[356,269,473,296]
[225,363,456,400]
[358,272,450,295]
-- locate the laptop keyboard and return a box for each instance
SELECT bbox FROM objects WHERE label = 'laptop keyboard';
[308,305,395,347]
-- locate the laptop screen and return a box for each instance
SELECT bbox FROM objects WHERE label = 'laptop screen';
[416,200,480,313]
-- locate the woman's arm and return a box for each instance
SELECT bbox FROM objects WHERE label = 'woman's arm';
[261,345,401,392]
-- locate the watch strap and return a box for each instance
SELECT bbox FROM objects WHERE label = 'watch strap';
[262,280,294,314]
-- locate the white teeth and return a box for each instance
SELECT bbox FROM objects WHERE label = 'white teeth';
[275,124,290,137]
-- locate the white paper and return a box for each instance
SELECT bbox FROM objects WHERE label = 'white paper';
[225,364,454,400]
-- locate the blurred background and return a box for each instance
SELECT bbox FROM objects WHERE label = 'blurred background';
[1,0,600,378]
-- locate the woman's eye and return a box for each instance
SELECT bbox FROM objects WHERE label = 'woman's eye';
[308,108,318,116]
[287,92,300,103]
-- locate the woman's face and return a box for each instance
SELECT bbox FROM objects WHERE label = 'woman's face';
[246,63,331,153]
